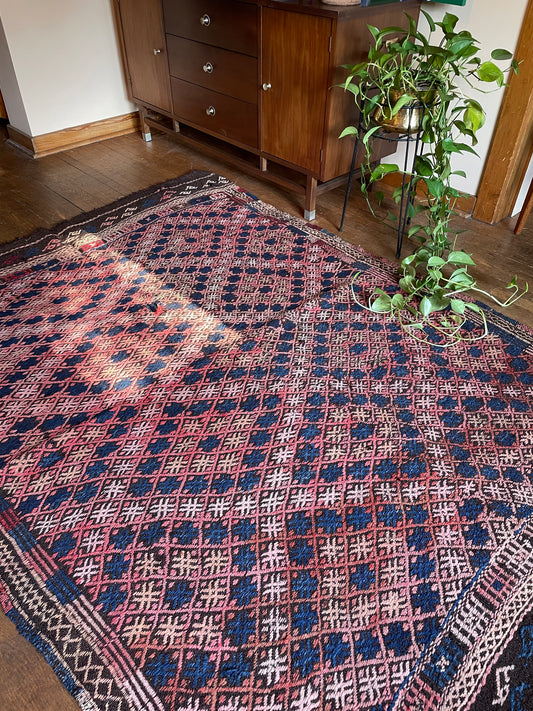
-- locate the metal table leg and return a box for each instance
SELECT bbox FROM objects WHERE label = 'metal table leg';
[340,135,360,232]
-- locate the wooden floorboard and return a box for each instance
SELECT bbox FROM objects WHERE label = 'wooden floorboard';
[0,122,532,710]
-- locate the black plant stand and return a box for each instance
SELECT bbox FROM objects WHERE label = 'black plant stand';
[339,106,425,259]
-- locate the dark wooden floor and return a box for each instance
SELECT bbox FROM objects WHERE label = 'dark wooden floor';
[0,123,532,710]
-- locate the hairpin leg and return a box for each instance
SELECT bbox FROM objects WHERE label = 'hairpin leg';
[340,135,360,232]
[396,130,412,258]
[396,110,424,259]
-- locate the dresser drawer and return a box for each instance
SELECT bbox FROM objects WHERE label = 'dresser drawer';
[171,77,258,148]
[163,0,257,57]
[167,35,257,105]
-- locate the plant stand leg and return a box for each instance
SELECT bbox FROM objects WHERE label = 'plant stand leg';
[396,119,423,258]
[340,136,359,232]
[396,135,412,258]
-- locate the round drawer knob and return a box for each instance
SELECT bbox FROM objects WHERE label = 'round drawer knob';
[203,62,214,74]
[262,82,272,91]
[200,14,211,27]
[206,106,216,117]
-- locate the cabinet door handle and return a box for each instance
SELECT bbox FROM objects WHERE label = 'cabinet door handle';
[200,14,211,27]
[203,62,214,74]
[262,83,272,91]
[153,48,162,55]
[206,106,216,117]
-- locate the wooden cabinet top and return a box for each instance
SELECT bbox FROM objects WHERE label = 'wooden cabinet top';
[246,0,421,19]
[161,0,420,20]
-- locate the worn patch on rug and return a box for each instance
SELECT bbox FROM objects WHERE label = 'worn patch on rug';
[0,172,532,711]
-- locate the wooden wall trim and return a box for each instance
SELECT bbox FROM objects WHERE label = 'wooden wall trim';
[473,0,533,224]
[0,89,7,121]
[5,125,34,155]
[6,111,140,158]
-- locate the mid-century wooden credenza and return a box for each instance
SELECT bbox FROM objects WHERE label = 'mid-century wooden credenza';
[114,0,420,219]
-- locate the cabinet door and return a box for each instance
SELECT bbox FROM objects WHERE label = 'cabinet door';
[261,8,332,174]
[118,0,172,112]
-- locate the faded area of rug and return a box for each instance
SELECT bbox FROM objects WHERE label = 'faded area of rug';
[0,171,532,711]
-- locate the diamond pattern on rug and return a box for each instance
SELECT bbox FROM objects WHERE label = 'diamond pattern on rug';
[79,187,354,331]
[0,246,244,464]
[0,172,532,711]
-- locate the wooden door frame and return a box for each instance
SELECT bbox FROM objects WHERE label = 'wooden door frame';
[473,0,533,224]
[0,88,7,121]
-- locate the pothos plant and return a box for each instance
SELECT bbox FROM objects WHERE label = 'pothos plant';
[340,10,527,346]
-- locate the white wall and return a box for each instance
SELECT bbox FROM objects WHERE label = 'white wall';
[387,0,528,199]
[0,18,31,134]
[0,0,135,137]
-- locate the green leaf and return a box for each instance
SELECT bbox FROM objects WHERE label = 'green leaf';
[392,186,403,201]
[454,120,477,143]
[463,102,486,134]
[448,269,475,287]
[427,269,443,284]
[391,293,405,309]
[440,13,459,34]
[420,296,434,317]
[339,126,357,139]
[491,48,513,61]
[345,84,362,99]
[344,75,357,91]
[414,155,433,177]
[367,24,381,42]
[408,224,424,239]
[428,292,451,313]
[404,202,416,220]
[448,38,475,57]
[361,125,382,147]
[441,138,478,156]
[375,24,408,39]
[450,299,466,315]
[370,163,399,182]
[370,294,393,313]
[427,256,445,267]
[420,8,435,33]
[506,275,518,288]
[402,254,417,266]
[425,179,444,199]
[447,187,462,198]
[448,251,476,266]
[477,61,505,86]
[415,249,432,264]
[407,14,418,37]
[391,93,416,116]
[399,276,416,293]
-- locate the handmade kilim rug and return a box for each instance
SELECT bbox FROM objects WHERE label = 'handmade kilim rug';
[0,171,532,711]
